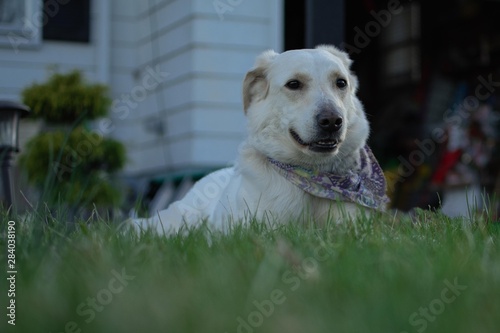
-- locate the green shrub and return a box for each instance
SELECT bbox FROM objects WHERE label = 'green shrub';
[19,70,126,210]
[22,70,110,123]
[19,126,126,207]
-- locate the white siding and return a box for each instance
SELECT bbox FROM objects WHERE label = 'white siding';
[112,0,284,175]
[0,0,284,179]
[0,0,105,169]
[0,42,97,92]
[0,2,101,97]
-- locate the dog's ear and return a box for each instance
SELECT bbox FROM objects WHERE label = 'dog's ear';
[316,44,359,92]
[243,49,278,113]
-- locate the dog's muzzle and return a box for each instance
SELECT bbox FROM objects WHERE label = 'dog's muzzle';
[289,129,341,153]
[290,109,343,153]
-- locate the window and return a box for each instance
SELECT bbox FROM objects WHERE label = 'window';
[43,0,90,43]
[0,0,41,51]
[380,2,421,87]
[0,0,25,26]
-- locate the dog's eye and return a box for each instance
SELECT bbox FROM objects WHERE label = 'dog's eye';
[336,78,348,89]
[285,80,302,90]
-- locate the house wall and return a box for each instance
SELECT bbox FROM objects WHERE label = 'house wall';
[0,0,107,154]
[112,0,283,177]
[1,0,284,180]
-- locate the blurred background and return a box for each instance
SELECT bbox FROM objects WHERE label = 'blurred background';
[0,0,498,218]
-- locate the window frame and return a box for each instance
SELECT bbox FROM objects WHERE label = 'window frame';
[0,0,41,52]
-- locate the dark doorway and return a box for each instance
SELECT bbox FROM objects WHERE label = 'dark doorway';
[284,0,306,51]
[284,0,345,51]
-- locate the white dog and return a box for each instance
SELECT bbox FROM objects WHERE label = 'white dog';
[134,45,388,234]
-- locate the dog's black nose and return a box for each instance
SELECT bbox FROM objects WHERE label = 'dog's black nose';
[316,110,343,132]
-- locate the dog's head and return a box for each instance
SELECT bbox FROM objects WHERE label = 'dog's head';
[242,45,369,168]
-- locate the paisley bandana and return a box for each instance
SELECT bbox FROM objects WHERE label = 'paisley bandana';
[268,145,389,210]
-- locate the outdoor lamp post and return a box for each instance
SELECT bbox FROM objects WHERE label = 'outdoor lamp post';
[0,101,30,208]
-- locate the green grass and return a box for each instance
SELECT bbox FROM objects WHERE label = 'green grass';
[1,209,500,333]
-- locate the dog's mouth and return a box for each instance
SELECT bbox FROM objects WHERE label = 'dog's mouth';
[290,129,339,153]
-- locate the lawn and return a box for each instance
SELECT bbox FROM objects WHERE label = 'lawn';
[1,208,500,333]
